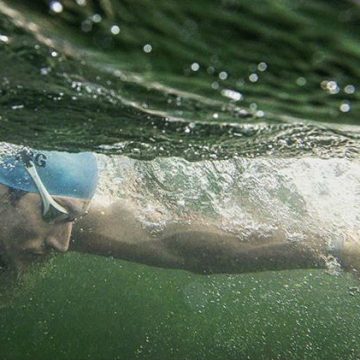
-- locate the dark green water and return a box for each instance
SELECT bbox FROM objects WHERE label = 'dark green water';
[2,256,360,360]
[1,0,360,359]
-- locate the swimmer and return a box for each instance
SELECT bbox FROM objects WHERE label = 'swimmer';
[0,147,358,277]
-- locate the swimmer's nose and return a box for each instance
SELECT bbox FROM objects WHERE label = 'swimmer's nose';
[45,223,73,253]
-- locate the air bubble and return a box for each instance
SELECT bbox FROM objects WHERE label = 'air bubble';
[11,104,24,110]
[92,14,102,23]
[257,62,267,72]
[296,77,306,86]
[143,44,152,53]
[110,25,120,35]
[49,1,63,13]
[321,80,340,94]
[340,102,351,112]
[0,35,9,43]
[221,89,242,101]
[249,73,258,83]
[250,103,257,111]
[207,66,215,74]
[219,71,228,80]
[211,81,219,90]
[191,63,200,72]
[40,67,51,75]
[81,20,92,32]
[344,85,355,94]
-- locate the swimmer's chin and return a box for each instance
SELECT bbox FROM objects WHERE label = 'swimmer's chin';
[2,250,53,279]
[0,252,53,308]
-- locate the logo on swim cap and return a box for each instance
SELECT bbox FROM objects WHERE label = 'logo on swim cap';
[0,148,98,200]
[17,149,47,168]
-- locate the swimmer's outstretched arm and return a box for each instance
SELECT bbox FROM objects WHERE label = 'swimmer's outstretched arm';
[70,201,327,274]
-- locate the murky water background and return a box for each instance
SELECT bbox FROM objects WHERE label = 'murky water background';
[1,0,360,359]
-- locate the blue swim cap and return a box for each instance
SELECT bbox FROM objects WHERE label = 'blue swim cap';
[0,149,98,200]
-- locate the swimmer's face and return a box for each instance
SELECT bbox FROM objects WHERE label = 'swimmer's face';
[0,185,89,270]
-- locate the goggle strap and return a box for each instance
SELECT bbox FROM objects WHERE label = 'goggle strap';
[24,161,69,216]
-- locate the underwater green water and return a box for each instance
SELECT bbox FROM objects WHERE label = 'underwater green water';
[2,255,360,360]
[1,0,360,359]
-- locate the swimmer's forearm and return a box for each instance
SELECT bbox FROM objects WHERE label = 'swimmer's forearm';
[157,230,325,273]
[71,230,325,274]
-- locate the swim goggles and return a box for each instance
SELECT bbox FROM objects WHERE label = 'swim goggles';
[19,150,71,223]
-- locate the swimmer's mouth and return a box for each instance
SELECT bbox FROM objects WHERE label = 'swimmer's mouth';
[20,249,52,263]
[0,248,50,273]
[24,249,47,256]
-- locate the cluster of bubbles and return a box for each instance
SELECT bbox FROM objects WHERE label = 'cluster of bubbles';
[49,1,154,55]
[42,0,358,149]
[46,1,355,125]
[189,60,269,118]
[320,80,356,113]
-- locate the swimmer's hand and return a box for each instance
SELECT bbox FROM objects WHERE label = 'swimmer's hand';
[338,236,360,277]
